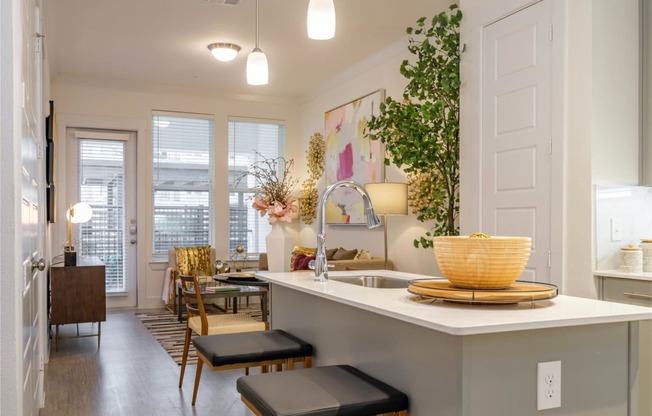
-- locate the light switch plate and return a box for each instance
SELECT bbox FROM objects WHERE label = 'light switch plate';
[611,218,623,242]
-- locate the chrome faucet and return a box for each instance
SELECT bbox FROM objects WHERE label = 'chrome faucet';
[312,180,381,281]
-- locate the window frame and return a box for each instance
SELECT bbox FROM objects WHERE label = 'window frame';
[227,117,286,258]
[151,111,215,259]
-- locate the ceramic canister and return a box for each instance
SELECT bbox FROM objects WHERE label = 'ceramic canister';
[619,245,643,273]
[640,239,652,272]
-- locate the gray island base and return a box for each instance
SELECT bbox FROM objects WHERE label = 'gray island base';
[259,270,652,416]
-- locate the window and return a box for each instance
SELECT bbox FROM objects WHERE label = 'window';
[152,113,214,256]
[228,119,285,255]
[78,139,127,292]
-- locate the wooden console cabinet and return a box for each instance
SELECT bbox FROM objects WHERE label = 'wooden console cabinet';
[50,256,106,350]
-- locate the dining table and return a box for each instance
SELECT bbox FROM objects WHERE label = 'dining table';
[176,274,268,323]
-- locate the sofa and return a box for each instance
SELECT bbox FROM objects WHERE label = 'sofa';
[258,252,393,272]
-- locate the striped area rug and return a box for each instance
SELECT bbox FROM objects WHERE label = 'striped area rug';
[135,306,263,366]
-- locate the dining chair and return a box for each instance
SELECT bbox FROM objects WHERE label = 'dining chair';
[178,273,268,388]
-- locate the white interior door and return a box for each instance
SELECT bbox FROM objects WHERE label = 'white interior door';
[66,129,138,308]
[20,0,45,413]
[481,0,552,283]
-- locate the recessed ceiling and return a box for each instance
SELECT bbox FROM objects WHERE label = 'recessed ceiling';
[45,0,451,101]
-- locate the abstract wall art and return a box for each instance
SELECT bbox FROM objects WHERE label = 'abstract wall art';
[324,89,384,224]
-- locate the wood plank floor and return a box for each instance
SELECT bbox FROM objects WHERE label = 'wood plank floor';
[39,309,255,416]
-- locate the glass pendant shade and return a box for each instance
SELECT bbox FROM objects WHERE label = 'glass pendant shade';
[307,0,336,40]
[208,43,241,62]
[246,47,268,85]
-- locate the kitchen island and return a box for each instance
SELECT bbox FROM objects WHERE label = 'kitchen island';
[257,270,652,416]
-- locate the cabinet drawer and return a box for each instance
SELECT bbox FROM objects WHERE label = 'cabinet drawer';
[603,278,652,307]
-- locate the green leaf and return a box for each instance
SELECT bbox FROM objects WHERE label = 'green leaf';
[367,3,462,247]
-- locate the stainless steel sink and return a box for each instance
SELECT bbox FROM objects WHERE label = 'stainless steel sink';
[329,275,409,289]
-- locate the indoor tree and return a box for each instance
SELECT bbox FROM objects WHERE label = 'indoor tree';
[367,4,462,248]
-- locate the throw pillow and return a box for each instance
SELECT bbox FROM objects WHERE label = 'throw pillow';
[289,246,317,271]
[174,246,212,276]
[326,248,338,260]
[332,247,358,260]
[293,253,317,270]
[354,249,372,260]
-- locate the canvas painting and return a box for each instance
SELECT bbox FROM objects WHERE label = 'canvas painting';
[324,89,384,224]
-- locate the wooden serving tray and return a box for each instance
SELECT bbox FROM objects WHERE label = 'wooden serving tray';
[218,272,256,279]
[408,279,558,304]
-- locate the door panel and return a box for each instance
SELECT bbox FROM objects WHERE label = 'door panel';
[482,0,552,283]
[66,129,138,308]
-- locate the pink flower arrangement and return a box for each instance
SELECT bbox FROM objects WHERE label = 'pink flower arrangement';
[252,195,299,224]
[241,154,300,224]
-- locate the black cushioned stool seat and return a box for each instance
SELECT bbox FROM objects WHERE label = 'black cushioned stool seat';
[237,365,409,416]
[191,330,313,406]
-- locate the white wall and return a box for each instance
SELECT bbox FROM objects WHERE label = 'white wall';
[591,0,640,185]
[563,0,596,298]
[51,83,300,309]
[296,41,441,276]
[565,0,641,298]
[1,0,23,412]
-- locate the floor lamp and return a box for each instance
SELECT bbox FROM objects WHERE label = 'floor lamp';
[364,183,408,269]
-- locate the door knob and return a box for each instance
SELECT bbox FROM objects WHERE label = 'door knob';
[130,239,137,245]
[31,258,45,272]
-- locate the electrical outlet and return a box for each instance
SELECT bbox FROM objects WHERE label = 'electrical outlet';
[537,361,561,410]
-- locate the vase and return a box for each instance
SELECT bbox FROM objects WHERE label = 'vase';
[265,221,294,272]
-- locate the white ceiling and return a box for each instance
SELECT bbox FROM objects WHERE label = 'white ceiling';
[45,0,450,101]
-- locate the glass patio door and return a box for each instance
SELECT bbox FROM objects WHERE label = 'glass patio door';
[66,128,138,308]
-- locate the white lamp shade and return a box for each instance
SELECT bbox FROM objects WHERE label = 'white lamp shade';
[364,183,408,216]
[307,0,336,40]
[66,202,93,224]
[208,43,241,62]
[246,48,269,85]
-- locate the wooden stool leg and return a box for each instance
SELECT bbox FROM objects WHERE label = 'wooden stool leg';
[192,359,204,406]
[178,326,192,388]
[285,359,294,371]
[241,396,264,416]
[304,356,312,368]
[276,363,283,372]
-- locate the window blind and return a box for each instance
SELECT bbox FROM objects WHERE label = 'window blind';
[152,113,214,256]
[228,119,285,255]
[78,139,127,292]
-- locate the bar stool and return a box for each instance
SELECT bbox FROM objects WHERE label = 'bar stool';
[237,364,409,416]
[191,330,313,406]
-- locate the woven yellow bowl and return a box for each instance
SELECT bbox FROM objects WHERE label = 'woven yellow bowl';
[432,235,532,289]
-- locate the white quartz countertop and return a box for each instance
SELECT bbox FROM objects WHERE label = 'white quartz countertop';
[256,270,652,336]
[593,270,652,282]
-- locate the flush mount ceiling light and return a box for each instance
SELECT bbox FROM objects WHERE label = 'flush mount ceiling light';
[207,42,241,62]
[307,0,336,40]
[246,0,268,85]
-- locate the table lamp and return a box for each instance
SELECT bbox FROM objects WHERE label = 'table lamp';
[65,202,93,266]
[364,182,408,269]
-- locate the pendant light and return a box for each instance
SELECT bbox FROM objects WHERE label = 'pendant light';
[307,0,336,40]
[246,0,268,85]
